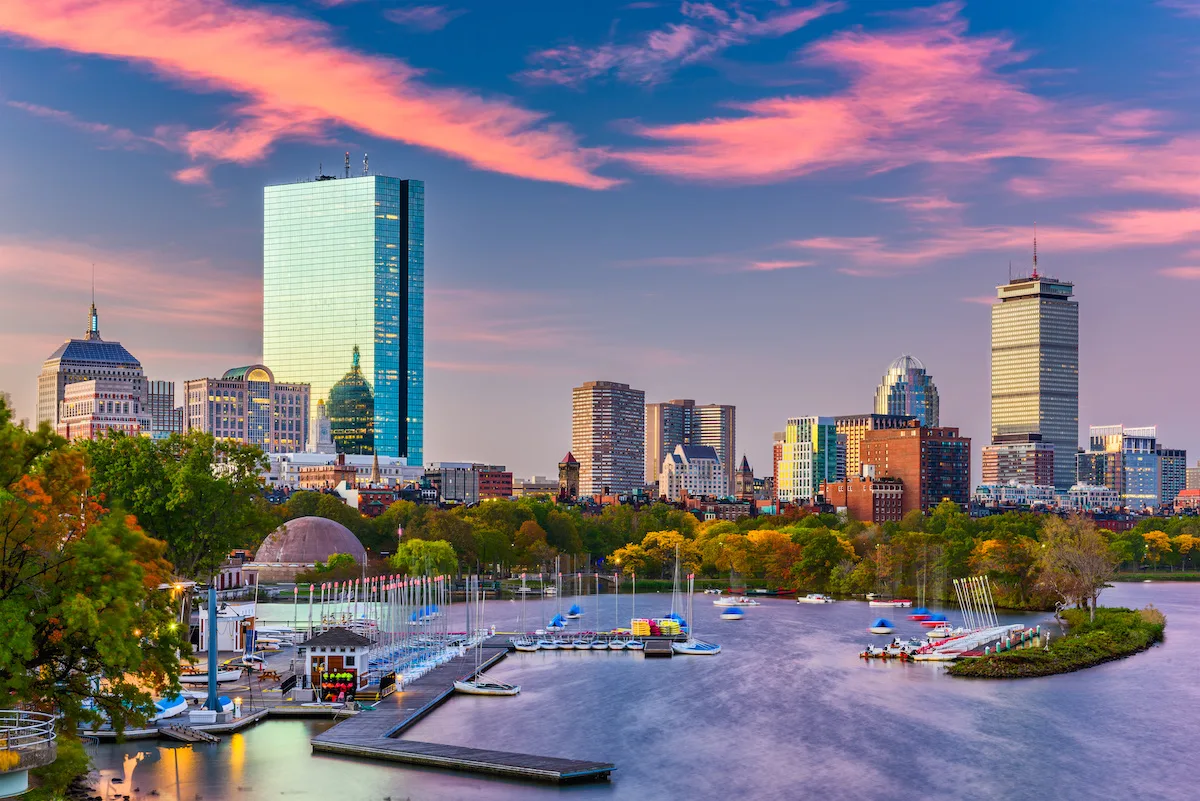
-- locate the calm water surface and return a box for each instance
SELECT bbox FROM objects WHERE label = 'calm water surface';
[90,583,1198,800]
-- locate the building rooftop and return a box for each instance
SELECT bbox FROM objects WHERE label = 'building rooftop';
[299,626,373,648]
[45,338,141,366]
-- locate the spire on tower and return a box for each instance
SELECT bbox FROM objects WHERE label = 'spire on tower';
[85,265,101,340]
[1032,223,1039,279]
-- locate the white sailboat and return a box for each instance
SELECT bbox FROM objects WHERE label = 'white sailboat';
[455,575,520,696]
[511,572,538,651]
[673,574,722,655]
[626,570,645,651]
[608,573,628,649]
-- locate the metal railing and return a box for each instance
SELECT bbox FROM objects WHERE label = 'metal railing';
[0,710,57,773]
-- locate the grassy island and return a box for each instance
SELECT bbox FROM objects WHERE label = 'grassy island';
[948,606,1166,678]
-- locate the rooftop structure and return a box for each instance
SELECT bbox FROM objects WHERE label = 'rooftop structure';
[874,355,939,427]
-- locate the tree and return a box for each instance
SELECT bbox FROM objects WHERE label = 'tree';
[86,431,276,578]
[0,402,186,793]
[1036,516,1118,622]
[389,539,457,576]
[609,544,653,576]
[313,553,358,573]
[1142,530,1171,569]
[791,531,855,592]
[545,510,583,555]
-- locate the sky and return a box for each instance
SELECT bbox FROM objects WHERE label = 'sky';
[1,0,1199,482]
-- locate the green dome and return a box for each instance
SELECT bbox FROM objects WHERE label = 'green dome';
[328,345,374,455]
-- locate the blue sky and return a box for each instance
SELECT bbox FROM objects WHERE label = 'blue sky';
[1,0,1198,479]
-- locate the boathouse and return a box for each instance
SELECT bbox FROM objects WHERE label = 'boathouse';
[298,627,373,699]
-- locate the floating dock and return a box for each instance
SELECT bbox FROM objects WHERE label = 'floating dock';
[311,643,615,784]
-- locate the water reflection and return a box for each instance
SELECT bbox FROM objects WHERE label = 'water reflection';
[90,584,1198,800]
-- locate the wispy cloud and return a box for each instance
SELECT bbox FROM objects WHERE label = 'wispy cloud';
[1159,266,1200,279]
[1158,1,1200,17]
[0,0,614,188]
[616,252,813,273]
[520,1,842,87]
[384,5,466,32]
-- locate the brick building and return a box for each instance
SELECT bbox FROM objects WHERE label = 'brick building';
[478,466,514,500]
[981,438,1055,487]
[821,476,905,524]
[860,421,971,514]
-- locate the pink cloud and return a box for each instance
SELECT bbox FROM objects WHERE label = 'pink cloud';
[1159,266,1200,279]
[520,1,842,87]
[745,259,814,271]
[0,0,614,188]
[7,100,159,150]
[384,5,466,32]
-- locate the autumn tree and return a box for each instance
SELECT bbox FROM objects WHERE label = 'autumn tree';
[0,401,186,792]
[1036,516,1118,622]
[1141,530,1171,569]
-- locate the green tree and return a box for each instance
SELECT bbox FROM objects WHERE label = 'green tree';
[0,402,186,793]
[85,430,276,578]
[313,553,358,573]
[1036,516,1118,622]
[389,539,457,576]
[791,531,855,592]
[545,509,583,555]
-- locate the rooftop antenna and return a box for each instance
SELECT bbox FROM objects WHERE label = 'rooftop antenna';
[1008,260,1012,282]
[344,151,350,179]
[318,161,323,179]
[1032,222,1039,279]
[363,153,369,176]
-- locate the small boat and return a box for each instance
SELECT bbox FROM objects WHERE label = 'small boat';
[870,618,895,635]
[454,676,520,696]
[908,607,931,621]
[720,607,745,620]
[511,637,539,652]
[869,599,913,608]
[151,694,189,722]
[179,668,243,684]
[537,638,559,650]
[626,639,645,651]
[546,614,567,631]
[572,637,589,649]
[608,638,628,650]
[703,588,722,595]
[920,613,949,628]
[926,624,959,639]
[566,604,583,620]
[559,638,576,650]
[589,638,608,650]
[713,596,760,607]
[672,639,722,655]
[796,593,835,604]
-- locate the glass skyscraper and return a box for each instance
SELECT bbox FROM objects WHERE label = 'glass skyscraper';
[873,355,939,426]
[263,173,423,462]
[991,273,1077,491]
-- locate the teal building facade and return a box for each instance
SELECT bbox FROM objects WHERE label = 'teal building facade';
[263,173,423,462]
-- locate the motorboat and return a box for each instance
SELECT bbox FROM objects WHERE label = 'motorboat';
[720,607,745,620]
[920,613,950,628]
[713,596,760,607]
[796,593,836,604]
[151,694,189,722]
[454,677,520,696]
[179,668,243,684]
[870,618,895,635]
[908,607,932,621]
[868,599,913,608]
[672,639,722,655]
[703,588,723,595]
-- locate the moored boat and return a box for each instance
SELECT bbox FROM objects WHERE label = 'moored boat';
[713,596,760,607]
[868,598,913,608]
[151,694,189,721]
[626,639,645,651]
[179,668,242,684]
[672,639,722,655]
[536,638,559,650]
[512,637,539,652]
[720,607,745,620]
[454,677,520,696]
[869,618,895,635]
[796,593,835,604]
[908,607,932,621]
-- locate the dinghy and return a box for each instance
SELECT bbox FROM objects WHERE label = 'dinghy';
[870,618,895,635]
[151,694,189,721]
[720,607,745,620]
[454,575,521,696]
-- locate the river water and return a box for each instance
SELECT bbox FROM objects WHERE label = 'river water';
[88,583,1197,800]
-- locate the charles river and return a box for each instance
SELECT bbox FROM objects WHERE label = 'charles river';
[89,583,1198,800]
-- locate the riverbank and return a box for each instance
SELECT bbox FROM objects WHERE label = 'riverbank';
[948,606,1166,678]
[1113,571,1200,582]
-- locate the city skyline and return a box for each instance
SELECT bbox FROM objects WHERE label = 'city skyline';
[2,1,1199,478]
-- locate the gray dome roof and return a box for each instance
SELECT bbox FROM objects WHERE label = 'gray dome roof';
[887,354,925,372]
[255,516,366,564]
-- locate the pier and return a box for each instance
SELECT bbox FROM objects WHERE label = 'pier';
[311,642,615,784]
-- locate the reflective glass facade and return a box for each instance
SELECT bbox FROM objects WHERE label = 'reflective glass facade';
[874,355,939,426]
[263,175,423,462]
[778,416,838,503]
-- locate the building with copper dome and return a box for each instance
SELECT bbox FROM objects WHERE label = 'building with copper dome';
[874,355,939,427]
[328,346,375,455]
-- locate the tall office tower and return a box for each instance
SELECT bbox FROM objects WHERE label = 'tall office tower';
[1076,425,1161,510]
[645,399,736,493]
[263,169,424,462]
[38,302,144,430]
[777,416,838,504]
[991,264,1078,491]
[572,381,645,497]
[834,414,914,480]
[184,365,310,454]
[861,421,972,514]
[874,355,939,426]
[981,438,1055,486]
[147,380,183,440]
[1159,448,1187,508]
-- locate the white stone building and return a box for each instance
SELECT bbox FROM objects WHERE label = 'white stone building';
[660,444,725,501]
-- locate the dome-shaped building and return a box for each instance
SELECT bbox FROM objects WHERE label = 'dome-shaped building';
[328,345,374,455]
[251,516,367,581]
[874,355,939,426]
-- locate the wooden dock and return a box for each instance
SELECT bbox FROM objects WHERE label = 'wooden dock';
[161,724,220,744]
[644,640,674,657]
[311,644,615,784]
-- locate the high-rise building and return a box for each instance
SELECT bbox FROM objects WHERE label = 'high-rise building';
[777,416,838,504]
[772,431,784,503]
[981,437,1055,487]
[861,421,971,514]
[991,268,1078,490]
[38,302,144,431]
[873,355,939,426]
[1075,425,1162,510]
[327,346,375,454]
[572,380,645,497]
[56,378,152,442]
[834,414,914,480]
[1159,448,1187,509]
[263,170,424,462]
[147,380,183,440]
[184,365,310,453]
[1186,463,1200,491]
[645,399,735,493]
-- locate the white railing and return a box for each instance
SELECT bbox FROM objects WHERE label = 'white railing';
[0,710,57,773]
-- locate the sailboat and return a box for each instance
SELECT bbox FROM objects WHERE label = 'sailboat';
[567,572,583,619]
[626,570,645,651]
[672,573,722,655]
[608,573,628,650]
[588,572,607,649]
[511,573,538,652]
[455,576,520,696]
